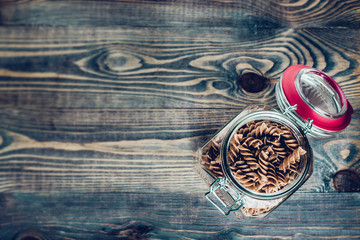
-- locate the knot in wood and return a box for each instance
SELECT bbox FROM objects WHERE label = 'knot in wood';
[333,169,360,192]
[237,72,269,93]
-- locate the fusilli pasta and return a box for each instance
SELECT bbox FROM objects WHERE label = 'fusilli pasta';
[199,119,307,216]
[201,140,223,177]
[228,120,306,194]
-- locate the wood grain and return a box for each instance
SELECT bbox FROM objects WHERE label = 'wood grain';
[0,192,359,240]
[0,0,359,28]
[0,27,358,108]
[0,108,358,193]
[0,0,359,239]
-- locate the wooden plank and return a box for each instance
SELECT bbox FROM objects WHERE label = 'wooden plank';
[0,27,359,109]
[0,192,359,240]
[0,108,358,193]
[0,0,359,28]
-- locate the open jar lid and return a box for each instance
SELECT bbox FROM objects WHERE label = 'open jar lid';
[277,65,353,136]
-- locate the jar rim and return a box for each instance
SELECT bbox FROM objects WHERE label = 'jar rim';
[220,110,313,200]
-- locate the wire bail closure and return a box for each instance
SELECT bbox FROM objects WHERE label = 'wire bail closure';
[205,178,245,215]
[304,119,314,134]
[282,104,313,135]
[283,104,298,116]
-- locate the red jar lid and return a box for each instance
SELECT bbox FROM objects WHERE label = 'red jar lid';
[281,65,353,132]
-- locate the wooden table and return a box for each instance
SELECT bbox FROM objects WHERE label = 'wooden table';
[0,1,359,239]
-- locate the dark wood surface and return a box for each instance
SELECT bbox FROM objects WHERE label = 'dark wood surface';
[0,0,359,239]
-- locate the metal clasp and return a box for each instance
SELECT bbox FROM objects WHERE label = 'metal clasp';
[282,104,313,134]
[303,118,314,134]
[205,177,245,215]
[283,104,297,115]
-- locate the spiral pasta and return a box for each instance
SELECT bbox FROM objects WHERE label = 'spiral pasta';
[228,120,306,194]
[200,140,223,177]
[199,119,307,216]
[242,206,272,216]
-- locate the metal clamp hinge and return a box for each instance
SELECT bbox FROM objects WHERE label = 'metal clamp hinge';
[205,178,244,215]
[303,118,313,134]
[283,104,297,115]
[282,104,313,134]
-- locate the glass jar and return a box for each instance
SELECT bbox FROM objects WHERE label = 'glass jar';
[195,65,353,218]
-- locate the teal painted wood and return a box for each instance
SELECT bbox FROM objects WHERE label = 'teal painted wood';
[0,0,359,239]
[0,0,359,28]
[0,192,359,240]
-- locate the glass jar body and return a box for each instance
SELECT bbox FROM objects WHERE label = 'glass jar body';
[195,106,313,218]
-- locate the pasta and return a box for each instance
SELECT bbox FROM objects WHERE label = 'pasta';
[229,120,306,194]
[200,140,223,178]
[242,206,272,216]
[199,119,307,216]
